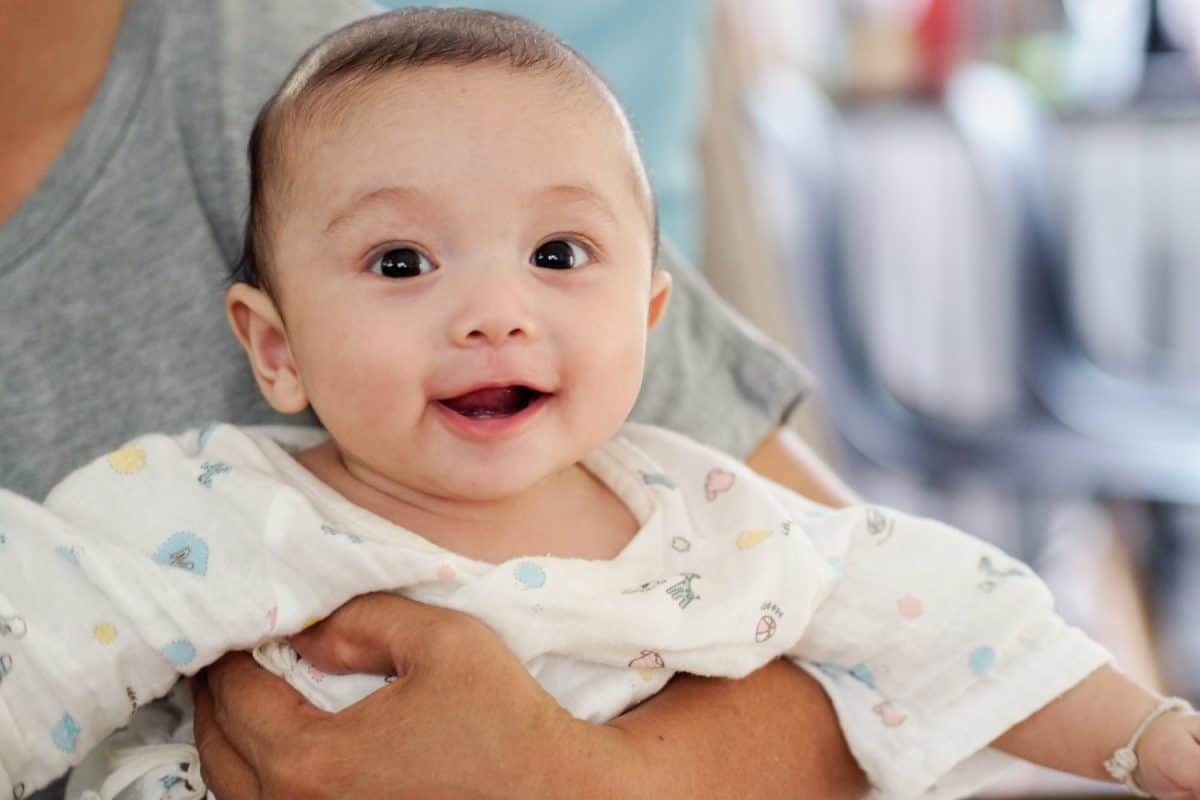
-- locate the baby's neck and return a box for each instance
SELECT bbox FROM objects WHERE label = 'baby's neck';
[295,440,638,564]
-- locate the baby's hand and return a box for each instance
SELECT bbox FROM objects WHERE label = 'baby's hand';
[1134,711,1200,798]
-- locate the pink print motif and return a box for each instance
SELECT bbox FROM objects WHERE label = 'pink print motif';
[874,702,907,727]
[437,564,456,582]
[896,594,923,620]
[267,607,278,631]
[305,663,327,683]
[628,649,666,670]
[704,468,735,502]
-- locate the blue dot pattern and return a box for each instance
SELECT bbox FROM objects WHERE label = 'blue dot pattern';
[514,561,546,589]
[51,713,80,753]
[161,640,197,666]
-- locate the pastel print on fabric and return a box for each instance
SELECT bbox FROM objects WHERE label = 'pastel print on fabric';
[977,554,1027,593]
[197,421,221,451]
[756,602,784,643]
[514,561,546,589]
[93,623,119,645]
[813,660,908,728]
[51,713,81,754]
[0,614,27,639]
[197,461,231,488]
[736,529,772,550]
[56,545,81,566]
[755,615,777,643]
[665,573,700,609]
[969,646,996,677]
[896,594,923,620]
[321,524,363,544]
[161,640,197,666]
[153,532,209,575]
[105,443,147,474]
[628,649,665,674]
[865,507,893,544]
[640,471,676,489]
[623,578,667,594]
[736,519,794,551]
[703,468,734,501]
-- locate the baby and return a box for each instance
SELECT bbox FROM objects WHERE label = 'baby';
[2,8,1199,800]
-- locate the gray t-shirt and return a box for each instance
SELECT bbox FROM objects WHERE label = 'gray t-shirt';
[0,0,808,506]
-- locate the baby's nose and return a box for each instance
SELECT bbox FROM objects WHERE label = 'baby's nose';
[454,318,531,346]
[447,276,538,347]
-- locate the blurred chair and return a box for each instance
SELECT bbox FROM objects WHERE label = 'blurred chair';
[947,66,1200,446]
[740,65,1200,509]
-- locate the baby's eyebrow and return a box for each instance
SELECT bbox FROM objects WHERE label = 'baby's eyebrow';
[538,183,620,225]
[323,181,623,236]
[324,185,427,235]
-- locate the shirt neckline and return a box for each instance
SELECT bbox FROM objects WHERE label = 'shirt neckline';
[255,428,675,577]
[0,0,163,274]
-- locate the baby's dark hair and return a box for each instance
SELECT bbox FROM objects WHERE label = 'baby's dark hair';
[233,7,658,295]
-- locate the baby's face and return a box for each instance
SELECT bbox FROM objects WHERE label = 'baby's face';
[263,64,667,502]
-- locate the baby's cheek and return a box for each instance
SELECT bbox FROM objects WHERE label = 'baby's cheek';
[307,335,420,417]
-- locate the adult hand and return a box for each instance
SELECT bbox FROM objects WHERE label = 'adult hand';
[194,592,867,799]
[193,593,631,799]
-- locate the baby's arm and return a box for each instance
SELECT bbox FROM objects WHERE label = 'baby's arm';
[0,486,192,795]
[0,428,287,795]
[781,495,1200,797]
[779,500,1114,797]
[0,426,373,796]
[992,665,1200,796]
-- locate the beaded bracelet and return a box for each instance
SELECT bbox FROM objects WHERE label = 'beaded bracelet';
[1103,696,1194,797]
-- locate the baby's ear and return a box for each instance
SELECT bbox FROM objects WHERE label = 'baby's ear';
[225,283,309,414]
[647,270,672,330]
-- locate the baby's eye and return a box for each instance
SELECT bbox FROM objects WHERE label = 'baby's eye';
[531,239,591,270]
[371,247,437,279]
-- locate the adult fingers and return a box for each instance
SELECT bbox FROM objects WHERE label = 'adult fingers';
[191,671,262,800]
[203,651,328,768]
[291,592,484,676]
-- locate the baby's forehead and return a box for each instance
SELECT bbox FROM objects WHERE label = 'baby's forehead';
[278,62,654,222]
[289,60,617,143]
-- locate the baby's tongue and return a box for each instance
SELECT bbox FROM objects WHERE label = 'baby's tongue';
[440,386,530,418]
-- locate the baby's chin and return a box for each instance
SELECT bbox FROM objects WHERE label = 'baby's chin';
[429,467,559,505]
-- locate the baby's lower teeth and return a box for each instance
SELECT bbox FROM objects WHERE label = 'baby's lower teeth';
[467,408,508,419]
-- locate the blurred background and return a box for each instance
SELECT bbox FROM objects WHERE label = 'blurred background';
[378,1,1200,795]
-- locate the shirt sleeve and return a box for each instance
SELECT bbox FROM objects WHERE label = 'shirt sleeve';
[0,425,404,796]
[0,461,188,795]
[630,240,812,458]
[776,497,1111,798]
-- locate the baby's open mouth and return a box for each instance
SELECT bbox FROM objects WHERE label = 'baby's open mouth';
[437,386,546,419]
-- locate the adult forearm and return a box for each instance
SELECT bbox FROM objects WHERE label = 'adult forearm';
[744,425,858,507]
